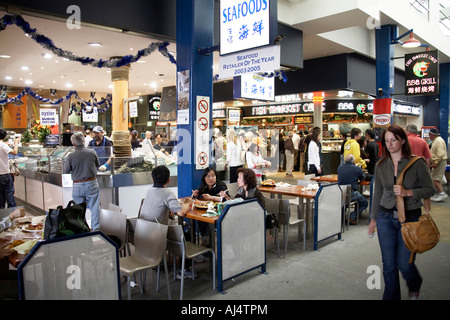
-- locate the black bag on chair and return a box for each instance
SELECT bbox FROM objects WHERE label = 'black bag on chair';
[44,201,90,240]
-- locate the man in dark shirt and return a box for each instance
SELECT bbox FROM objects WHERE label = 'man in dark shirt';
[64,132,100,230]
[337,154,368,224]
[364,129,380,175]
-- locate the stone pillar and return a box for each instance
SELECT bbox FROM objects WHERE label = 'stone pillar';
[110,62,132,168]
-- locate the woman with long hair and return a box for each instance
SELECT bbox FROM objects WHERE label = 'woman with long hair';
[225,128,244,183]
[368,125,434,300]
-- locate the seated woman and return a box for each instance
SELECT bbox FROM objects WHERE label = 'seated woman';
[192,167,229,201]
[192,167,229,244]
[220,168,265,207]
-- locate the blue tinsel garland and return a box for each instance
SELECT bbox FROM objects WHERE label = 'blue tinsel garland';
[0,14,177,68]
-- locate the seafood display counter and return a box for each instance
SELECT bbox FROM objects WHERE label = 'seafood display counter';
[14,145,178,218]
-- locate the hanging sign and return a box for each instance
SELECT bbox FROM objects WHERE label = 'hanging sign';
[39,108,58,126]
[219,45,280,79]
[195,96,211,170]
[405,50,439,96]
[220,0,271,55]
[129,101,138,118]
[234,73,275,101]
[82,106,98,122]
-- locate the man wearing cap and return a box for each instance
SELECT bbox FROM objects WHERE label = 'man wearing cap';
[64,132,100,230]
[88,126,113,171]
[428,128,448,202]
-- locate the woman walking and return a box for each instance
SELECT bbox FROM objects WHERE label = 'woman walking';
[368,125,434,300]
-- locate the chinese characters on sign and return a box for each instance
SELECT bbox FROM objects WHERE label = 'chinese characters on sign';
[405,50,439,96]
[240,74,274,101]
[220,0,271,55]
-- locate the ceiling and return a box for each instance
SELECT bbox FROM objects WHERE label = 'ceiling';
[0,7,446,100]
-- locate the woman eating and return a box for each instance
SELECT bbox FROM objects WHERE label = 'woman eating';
[219,168,265,207]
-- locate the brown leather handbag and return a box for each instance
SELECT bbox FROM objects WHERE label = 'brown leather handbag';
[396,156,440,263]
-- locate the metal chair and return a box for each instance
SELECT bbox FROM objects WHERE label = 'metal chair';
[264,197,280,257]
[166,225,215,300]
[119,219,171,300]
[277,199,306,258]
[341,185,359,231]
[99,208,128,257]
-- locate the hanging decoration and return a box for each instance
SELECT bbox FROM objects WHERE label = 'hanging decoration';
[0,14,176,68]
[0,87,112,113]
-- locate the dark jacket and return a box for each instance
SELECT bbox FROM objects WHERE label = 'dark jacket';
[337,162,365,191]
[235,186,265,207]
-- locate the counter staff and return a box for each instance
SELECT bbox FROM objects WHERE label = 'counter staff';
[88,126,113,171]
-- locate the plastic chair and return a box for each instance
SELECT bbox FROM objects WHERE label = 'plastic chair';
[264,197,280,257]
[277,199,306,258]
[99,208,128,257]
[341,185,359,231]
[226,182,240,198]
[126,198,145,255]
[119,219,171,300]
[166,225,215,300]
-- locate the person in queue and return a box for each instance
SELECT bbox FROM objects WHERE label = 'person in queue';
[153,133,169,156]
[192,167,229,245]
[368,125,434,300]
[337,154,368,225]
[130,129,141,150]
[63,132,101,231]
[225,128,244,183]
[0,129,19,208]
[219,168,265,207]
[344,127,367,169]
[364,129,380,175]
[428,128,448,202]
[88,126,113,171]
[284,131,295,177]
[246,143,271,184]
[307,127,323,176]
[405,124,431,168]
[140,165,193,225]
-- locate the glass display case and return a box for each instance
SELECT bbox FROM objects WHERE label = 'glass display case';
[48,146,74,174]
[322,138,343,152]
[17,146,54,173]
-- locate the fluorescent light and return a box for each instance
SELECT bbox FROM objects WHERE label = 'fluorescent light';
[65,83,73,88]
[42,53,52,59]
[88,42,102,47]
[24,80,33,85]
[21,66,29,71]
[0,54,11,59]
[5,76,12,80]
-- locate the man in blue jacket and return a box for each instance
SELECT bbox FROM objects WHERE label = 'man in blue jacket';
[338,154,368,224]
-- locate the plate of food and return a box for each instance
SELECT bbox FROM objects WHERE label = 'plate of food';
[261,179,276,186]
[194,200,218,209]
[22,223,44,233]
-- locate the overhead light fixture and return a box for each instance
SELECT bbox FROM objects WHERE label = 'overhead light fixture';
[24,80,33,85]
[21,66,29,71]
[5,76,12,80]
[88,42,102,47]
[42,53,53,59]
[402,32,421,48]
[0,54,11,59]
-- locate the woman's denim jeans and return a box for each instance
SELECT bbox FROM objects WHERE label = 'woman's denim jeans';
[376,209,422,300]
[72,179,100,231]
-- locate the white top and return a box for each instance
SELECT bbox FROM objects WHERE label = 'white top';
[246,151,267,177]
[0,142,12,175]
[226,141,244,167]
[292,133,300,150]
[307,140,321,170]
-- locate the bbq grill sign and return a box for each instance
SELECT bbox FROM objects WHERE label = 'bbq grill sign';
[405,50,439,96]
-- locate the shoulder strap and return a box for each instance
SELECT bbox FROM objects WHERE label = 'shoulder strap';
[396,156,421,223]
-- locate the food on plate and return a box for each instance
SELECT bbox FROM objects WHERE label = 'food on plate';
[23,222,44,231]
[5,239,25,249]
[194,200,218,209]
[261,179,276,186]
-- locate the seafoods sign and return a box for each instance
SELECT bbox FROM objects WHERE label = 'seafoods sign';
[405,50,439,96]
[220,0,271,55]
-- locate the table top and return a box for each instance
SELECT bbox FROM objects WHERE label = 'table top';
[259,184,317,199]
[179,198,220,224]
[310,174,371,185]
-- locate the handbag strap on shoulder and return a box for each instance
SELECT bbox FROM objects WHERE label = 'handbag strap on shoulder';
[396,156,421,223]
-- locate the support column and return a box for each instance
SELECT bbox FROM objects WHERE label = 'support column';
[110,63,132,168]
[439,63,449,147]
[176,0,214,197]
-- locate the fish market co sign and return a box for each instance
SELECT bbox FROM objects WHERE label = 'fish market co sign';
[220,0,271,55]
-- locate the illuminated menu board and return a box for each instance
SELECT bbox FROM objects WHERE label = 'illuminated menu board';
[405,50,439,96]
